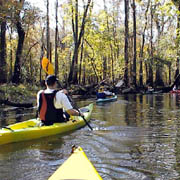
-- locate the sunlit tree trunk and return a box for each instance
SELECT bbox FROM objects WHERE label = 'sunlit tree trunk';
[68,0,91,84]
[104,0,115,85]
[154,6,165,87]
[103,0,108,81]
[139,0,150,87]
[68,0,79,83]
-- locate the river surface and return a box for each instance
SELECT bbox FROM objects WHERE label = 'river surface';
[0,93,180,180]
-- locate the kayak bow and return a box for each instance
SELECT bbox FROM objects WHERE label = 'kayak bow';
[48,146,103,180]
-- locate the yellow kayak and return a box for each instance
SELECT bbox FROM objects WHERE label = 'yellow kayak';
[48,146,103,180]
[0,103,93,146]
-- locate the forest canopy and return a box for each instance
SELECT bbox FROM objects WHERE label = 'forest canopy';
[0,0,179,89]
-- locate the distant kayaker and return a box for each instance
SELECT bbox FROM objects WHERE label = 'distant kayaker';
[147,85,154,92]
[37,75,84,126]
[96,86,114,99]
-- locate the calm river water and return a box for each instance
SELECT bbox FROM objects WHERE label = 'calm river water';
[0,93,180,180]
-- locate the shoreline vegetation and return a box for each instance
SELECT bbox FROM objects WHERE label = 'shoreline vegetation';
[0,83,97,108]
[0,84,38,108]
[0,81,175,109]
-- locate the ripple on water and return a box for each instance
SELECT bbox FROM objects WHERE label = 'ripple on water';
[1,94,180,180]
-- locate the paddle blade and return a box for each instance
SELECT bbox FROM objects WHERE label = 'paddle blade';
[41,57,54,75]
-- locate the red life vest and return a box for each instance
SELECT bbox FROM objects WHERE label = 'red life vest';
[38,90,65,125]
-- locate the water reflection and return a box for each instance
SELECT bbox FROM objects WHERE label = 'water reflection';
[0,106,36,127]
[1,94,180,179]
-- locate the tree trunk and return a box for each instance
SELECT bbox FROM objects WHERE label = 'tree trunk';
[103,56,107,80]
[30,54,33,82]
[68,0,91,84]
[85,39,99,83]
[9,24,13,81]
[82,60,86,85]
[124,0,129,87]
[46,0,50,59]
[175,4,180,79]
[12,21,25,84]
[12,0,25,84]
[50,42,52,62]
[79,38,84,84]
[55,0,59,76]
[68,0,79,83]
[154,8,164,87]
[148,1,154,86]
[169,65,171,85]
[40,28,45,82]
[155,64,164,87]
[139,0,150,87]
[111,50,114,85]
[132,0,136,87]
[0,20,7,83]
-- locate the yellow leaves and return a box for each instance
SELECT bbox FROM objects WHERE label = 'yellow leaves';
[97,10,108,32]
[158,1,175,16]
[99,23,106,32]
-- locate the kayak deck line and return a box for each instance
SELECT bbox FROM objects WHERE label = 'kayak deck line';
[0,103,93,146]
[2,127,14,132]
[48,146,103,180]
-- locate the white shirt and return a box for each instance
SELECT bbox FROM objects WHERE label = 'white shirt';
[173,86,176,90]
[104,90,113,96]
[37,88,73,111]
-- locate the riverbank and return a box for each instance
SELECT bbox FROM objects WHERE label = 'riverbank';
[0,83,38,106]
[0,83,95,108]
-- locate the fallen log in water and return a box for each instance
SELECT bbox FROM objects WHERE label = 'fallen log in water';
[0,99,33,108]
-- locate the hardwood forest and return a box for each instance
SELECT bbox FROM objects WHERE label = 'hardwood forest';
[0,0,180,92]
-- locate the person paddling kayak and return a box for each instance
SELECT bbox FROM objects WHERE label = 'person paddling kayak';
[37,75,84,126]
[96,86,114,99]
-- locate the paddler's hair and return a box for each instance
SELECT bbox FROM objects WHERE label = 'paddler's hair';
[45,75,58,86]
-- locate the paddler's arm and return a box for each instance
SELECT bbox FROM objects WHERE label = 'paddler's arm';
[55,91,84,117]
[36,90,43,108]
[66,109,84,117]
[59,89,68,94]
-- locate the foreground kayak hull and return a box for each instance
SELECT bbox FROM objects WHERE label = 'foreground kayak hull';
[96,95,117,103]
[48,146,103,180]
[0,104,93,146]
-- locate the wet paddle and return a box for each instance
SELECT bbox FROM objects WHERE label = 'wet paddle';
[41,57,93,131]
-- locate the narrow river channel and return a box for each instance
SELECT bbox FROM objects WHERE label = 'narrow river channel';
[0,93,180,180]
